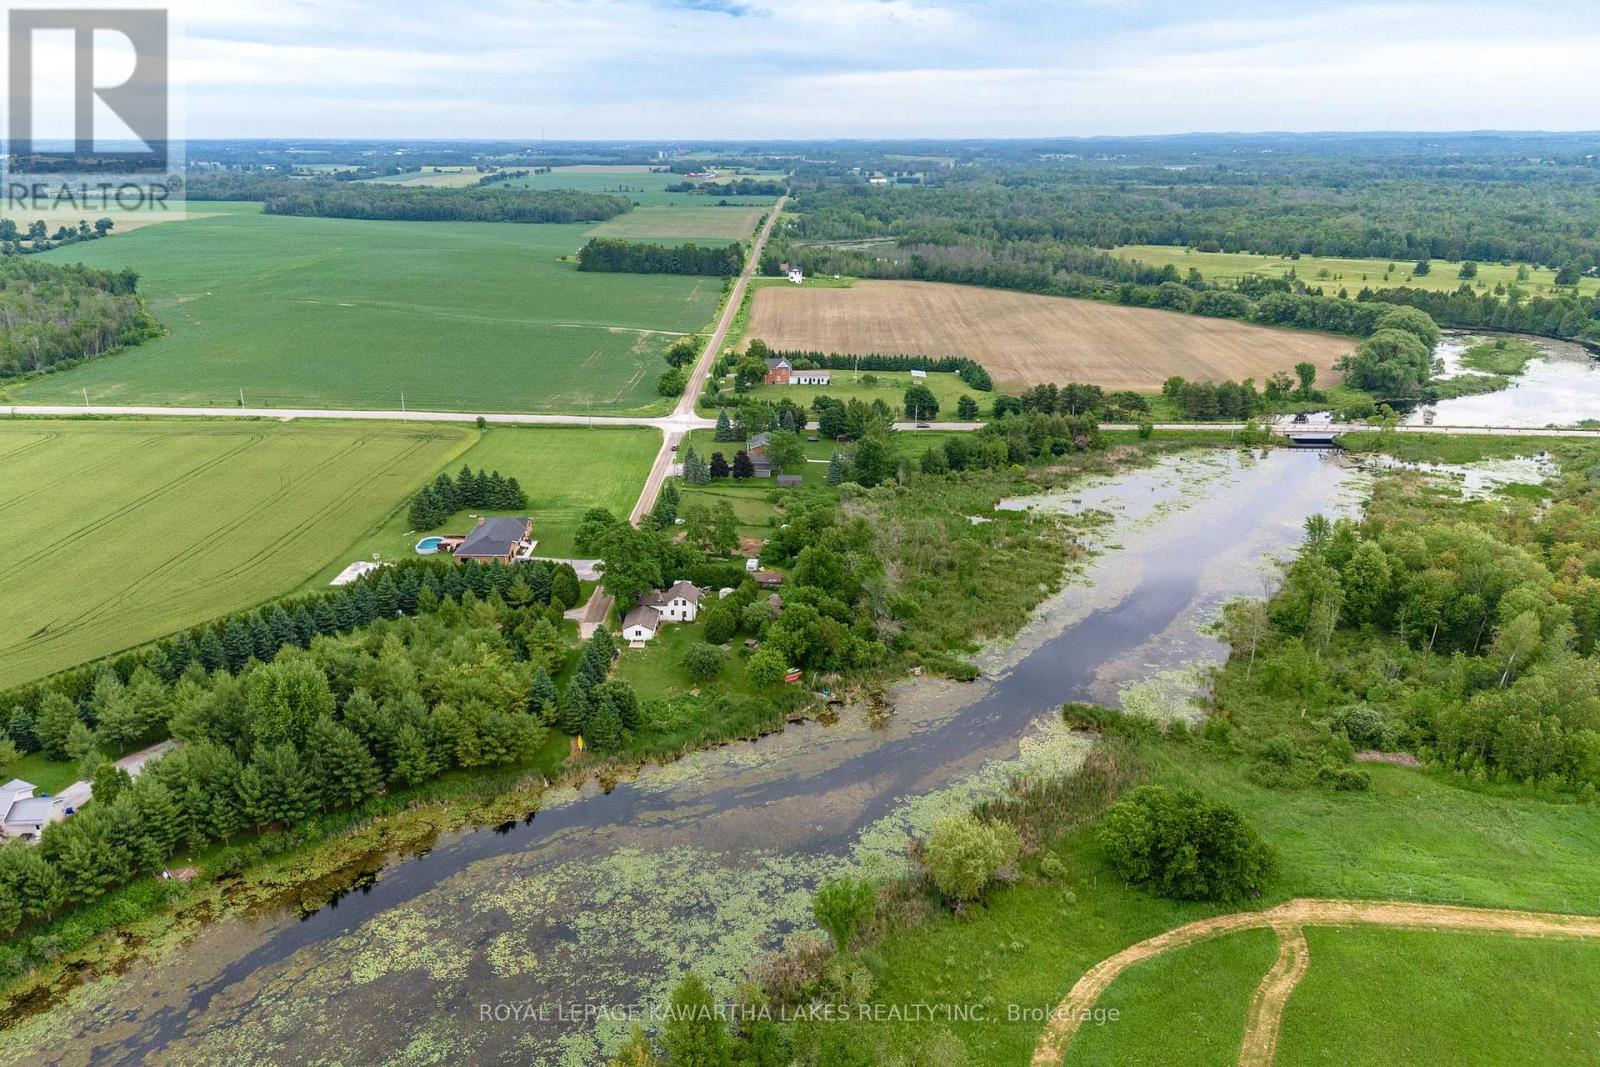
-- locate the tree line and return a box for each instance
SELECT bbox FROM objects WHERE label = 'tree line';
[576,238,744,276]
[760,347,994,391]
[407,465,528,531]
[0,558,606,936]
[252,184,630,224]
[0,258,160,379]
[0,217,116,256]
[666,178,787,197]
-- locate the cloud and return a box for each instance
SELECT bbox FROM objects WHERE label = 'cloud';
[158,0,1600,137]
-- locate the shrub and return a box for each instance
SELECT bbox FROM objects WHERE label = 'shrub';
[1137,421,1154,440]
[1098,785,1273,901]
[680,643,724,683]
[812,876,876,952]
[1333,703,1392,750]
[746,647,789,689]
[1315,763,1372,792]
[921,813,1020,903]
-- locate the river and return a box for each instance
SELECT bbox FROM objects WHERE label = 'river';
[1408,331,1600,428]
[4,450,1367,1066]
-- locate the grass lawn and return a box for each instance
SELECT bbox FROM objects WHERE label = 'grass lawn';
[730,370,979,419]
[1065,928,1279,1067]
[312,425,660,580]
[613,617,760,700]
[14,202,720,414]
[4,751,80,794]
[0,418,470,688]
[1114,244,1600,298]
[854,744,1600,1065]
[1276,926,1600,1066]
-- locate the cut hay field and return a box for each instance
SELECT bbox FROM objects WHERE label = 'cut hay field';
[12,202,721,414]
[319,424,660,577]
[745,280,1354,392]
[361,166,494,188]
[0,418,473,688]
[1114,244,1600,299]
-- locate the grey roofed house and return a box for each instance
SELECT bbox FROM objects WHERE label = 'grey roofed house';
[642,579,702,608]
[622,604,661,633]
[746,432,771,454]
[764,357,791,373]
[454,516,531,561]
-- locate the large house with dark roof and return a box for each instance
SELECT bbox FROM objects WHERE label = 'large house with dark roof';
[453,516,533,563]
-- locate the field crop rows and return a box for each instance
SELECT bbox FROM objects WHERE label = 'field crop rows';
[0,418,472,688]
[14,203,722,414]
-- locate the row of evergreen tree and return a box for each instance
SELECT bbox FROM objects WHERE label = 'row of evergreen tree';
[765,349,994,391]
[0,562,653,939]
[407,465,528,530]
[576,238,745,276]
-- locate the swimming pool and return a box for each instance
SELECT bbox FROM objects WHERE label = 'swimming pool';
[415,536,445,555]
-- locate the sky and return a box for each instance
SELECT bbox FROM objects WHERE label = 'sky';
[24,0,1600,139]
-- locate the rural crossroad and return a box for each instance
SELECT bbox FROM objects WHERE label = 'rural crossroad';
[627,196,787,525]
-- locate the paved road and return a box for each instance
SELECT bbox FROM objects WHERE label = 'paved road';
[52,739,178,815]
[628,197,786,526]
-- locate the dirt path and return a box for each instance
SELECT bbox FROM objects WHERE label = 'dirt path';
[1238,924,1309,1067]
[1030,898,1600,1067]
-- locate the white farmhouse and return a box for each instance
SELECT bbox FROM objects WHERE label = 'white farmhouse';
[787,267,804,284]
[621,581,704,644]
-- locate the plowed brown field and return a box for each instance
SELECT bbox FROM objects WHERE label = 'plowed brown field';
[747,280,1355,391]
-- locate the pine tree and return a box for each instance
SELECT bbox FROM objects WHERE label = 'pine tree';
[390,723,440,787]
[222,618,254,671]
[292,606,317,647]
[586,705,623,752]
[249,612,277,662]
[308,717,380,809]
[557,682,592,736]
[132,780,184,869]
[334,592,359,632]
[709,452,730,479]
[375,575,401,618]
[714,409,733,441]
[661,973,732,1067]
[270,606,296,650]
[199,627,227,671]
[314,598,340,635]
[253,743,318,827]
[528,667,558,720]
[732,450,755,479]
[826,451,849,486]
[595,679,640,731]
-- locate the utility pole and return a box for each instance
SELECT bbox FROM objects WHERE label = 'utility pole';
[82,386,89,408]
[401,391,406,417]
[239,387,245,408]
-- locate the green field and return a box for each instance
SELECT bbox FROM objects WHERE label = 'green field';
[1114,244,1600,298]
[502,167,778,208]
[1276,927,1600,1066]
[13,203,722,414]
[317,425,660,575]
[732,369,978,419]
[587,204,764,243]
[1065,929,1279,1067]
[855,747,1600,1064]
[0,418,472,688]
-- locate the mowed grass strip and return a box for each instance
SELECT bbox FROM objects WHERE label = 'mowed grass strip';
[16,203,721,414]
[1063,928,1279,1067]
[319,424,660,574]
[746,279,1354,392]
[1114,244,1600,299]
[0,418,473,688]
[1275,926,1600,1066]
